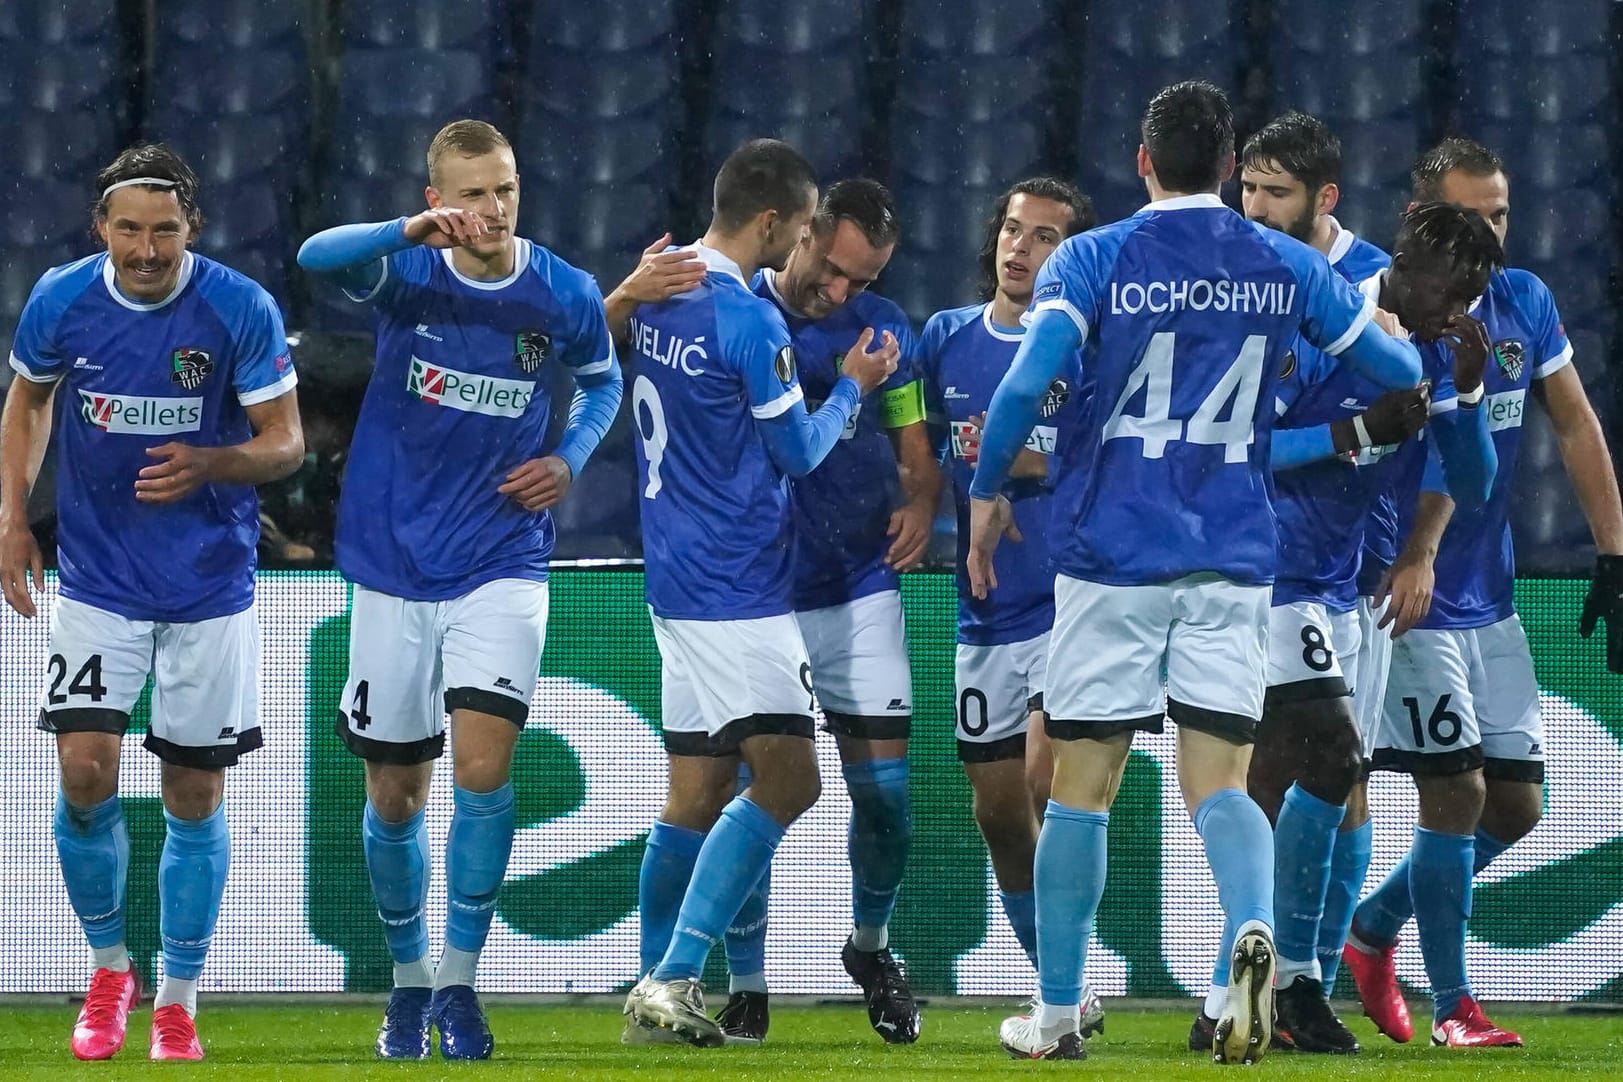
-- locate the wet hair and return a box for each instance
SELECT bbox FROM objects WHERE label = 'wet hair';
[93,143,203,234]
[427,119,513,187]
[712,138,818,232]
[1391,201,1505,297]
[812,178,899,249]
[977,177,1096,300]
[1141,80,1234,193]
[1411,137,1506,202]
[1241,111,1341,193]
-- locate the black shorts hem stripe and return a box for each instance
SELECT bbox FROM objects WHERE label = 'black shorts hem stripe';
[1370,745,1484,777]
[824,711,911,740]
[1168,699,1258,745]
[1046,713,1163,742]
[1264,676,1351,707]
[38,707,129,735]
[335,712,445,765]
[1026,692,1044,715]
[958,732,1027,763]
[1483,756,1544,784]
[444,687,529,727]
[144,729,262,770]
[663,713,816,757]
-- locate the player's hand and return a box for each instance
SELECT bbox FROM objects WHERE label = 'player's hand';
[967,494,1021,600]
[884,500,932,572]
[842,328,900,395]
[0,514,45,618]
[1373,307,1409,338]
[1376,553,1435,638]
[1579,553,1623,674]
[615,234,706,304]
[135,442,216,504]
[499,455,572,512]
[402,206,491,249]
[1440,312,1492,395]
[1359,386,1431,446]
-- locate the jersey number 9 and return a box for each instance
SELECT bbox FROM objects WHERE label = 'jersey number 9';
[633,375,669,499]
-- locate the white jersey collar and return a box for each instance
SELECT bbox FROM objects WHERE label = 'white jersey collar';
[982,302,1023,342]
[1140,193,1228,213]
[102,251,195,312]
[690,242,749,288]
[1324,216,1357,265]
[441,237,529,291]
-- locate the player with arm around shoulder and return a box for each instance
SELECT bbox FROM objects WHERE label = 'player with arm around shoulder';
[969,81,1421,1064]
[0,144,303,1062]
[297,119,623,1060]
[920,176,1102,1032]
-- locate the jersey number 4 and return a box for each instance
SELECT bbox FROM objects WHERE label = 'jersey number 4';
[1102,332,1267,462]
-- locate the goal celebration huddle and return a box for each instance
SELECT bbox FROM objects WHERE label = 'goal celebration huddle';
[2,78,1620,1066]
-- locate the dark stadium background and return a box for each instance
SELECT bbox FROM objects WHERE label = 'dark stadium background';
[1,0,1618,570]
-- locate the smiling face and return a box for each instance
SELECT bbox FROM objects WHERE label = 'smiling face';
[96,186,193,302]
[427,148,520,260]
[995,193,1073,304]
[781,217,894,319]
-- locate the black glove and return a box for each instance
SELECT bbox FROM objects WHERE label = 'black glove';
[1579,554,1623,673]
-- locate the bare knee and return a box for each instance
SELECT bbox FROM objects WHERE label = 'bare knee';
[57,734,121,806]
[741,736,821,826]
[1479,778,1543,844]
[160,763,225,820]
[366,761,435,822]
[1416,769,1486,835]
[662,754,738,831]
[449,710,520,793]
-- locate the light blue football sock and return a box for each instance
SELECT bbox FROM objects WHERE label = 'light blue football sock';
[1354,825,1510,951]
[1318,820,1372,987]
[1195,788,1275,934]
[1035,801,1108,1008]
[444,783,516,956]
[653,797,782,982]
[1000,889,1039,968]
[54,792,129,951]
[1206,916,1237,1018]
[362,801,430,965]
[845,757,911,939]
[158,804,230,981]
[1273,784,1345,976]
[640,821,706,975]
[725,866,769,981]
[1409,827,1474,1022]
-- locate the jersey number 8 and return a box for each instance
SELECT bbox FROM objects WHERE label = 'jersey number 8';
[1103,332,1267,463]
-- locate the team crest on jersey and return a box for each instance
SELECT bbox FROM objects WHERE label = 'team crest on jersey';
[774,346,797,383]
[1280,349,1296,380]
[1039,377,1072,419]
[170,348,214,390]
[1493,339,1526,382]
[515,331,551,374]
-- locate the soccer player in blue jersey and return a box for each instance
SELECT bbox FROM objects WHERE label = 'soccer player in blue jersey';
[704,178,939,1045]
[921,177,1099,1023]
[619,139,900,1047]
[967,82,1423,1063]
[296,120,623,1060]
[0,145,302,1061]
[1343,138,1623,1049]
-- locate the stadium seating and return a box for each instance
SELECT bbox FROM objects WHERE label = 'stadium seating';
[517,0,683,287]
[1454,0,1617,562]
[1270,0,1428,241]
[0,1,122,348]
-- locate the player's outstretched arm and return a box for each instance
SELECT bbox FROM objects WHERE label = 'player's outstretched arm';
[0,375,56,617]
[135,391,304,505]
[969,309,1079,501]
[758,329,899,477]
[1427,405,1495,510]
[604,234,706,342]
[1272,387,1431,471]
[1335,320,1424,391]
[299,210,491,295]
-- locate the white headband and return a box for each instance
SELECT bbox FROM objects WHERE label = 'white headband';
[101,177,177,199]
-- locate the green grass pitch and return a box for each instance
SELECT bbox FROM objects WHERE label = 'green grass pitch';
[3,1000,1620,1080]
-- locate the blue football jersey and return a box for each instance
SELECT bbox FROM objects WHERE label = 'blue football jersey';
[1271,233,1394,610]
[334,238,614,601]
[753,271,922,610]
[629,245,812,621]
[922,302,1080,645]
[1031,194,1378,587]
[1409,269,1572,629]
[8,252,295,622]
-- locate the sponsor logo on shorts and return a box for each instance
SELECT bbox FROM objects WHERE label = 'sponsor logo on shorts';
[407,357,534,418]
[170,347,214,390]
[886,698,906,711]
[77,390,204,435]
